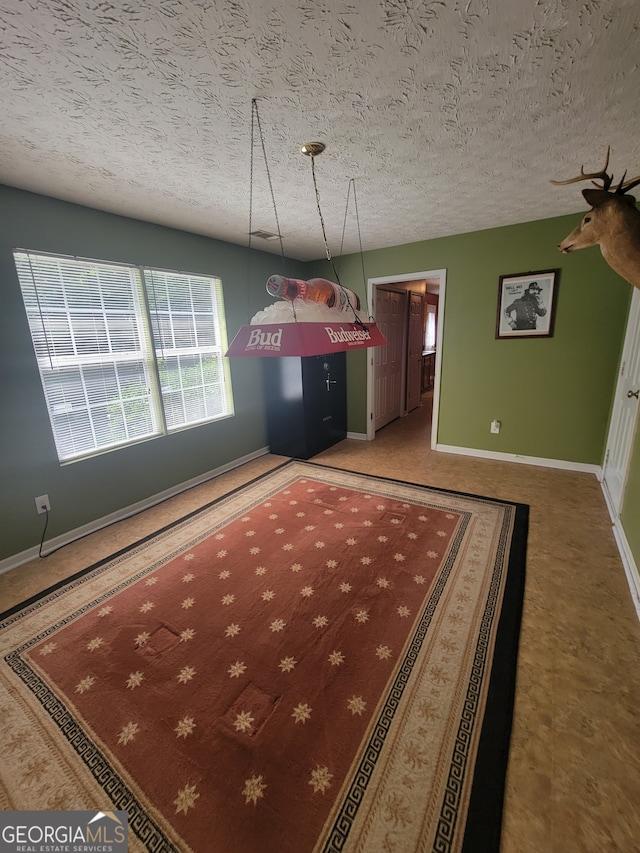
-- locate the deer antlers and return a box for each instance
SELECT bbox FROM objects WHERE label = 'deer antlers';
[551,146,640,195]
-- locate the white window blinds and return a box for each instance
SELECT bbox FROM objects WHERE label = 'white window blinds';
[144,268,232,431]
[14,251,233,462]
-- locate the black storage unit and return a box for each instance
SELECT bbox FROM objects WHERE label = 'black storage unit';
[263,352,347,459]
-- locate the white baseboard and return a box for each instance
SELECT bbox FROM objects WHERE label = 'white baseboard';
[612,518,640,622]
[435,444,601,475]
[0,447,270,577]
[346,431,369,441]
[600,482,640,624]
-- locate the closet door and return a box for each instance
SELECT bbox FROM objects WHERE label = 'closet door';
[374,288,404,431]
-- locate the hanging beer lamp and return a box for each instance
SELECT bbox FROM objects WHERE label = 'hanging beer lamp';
[226,103,387,357]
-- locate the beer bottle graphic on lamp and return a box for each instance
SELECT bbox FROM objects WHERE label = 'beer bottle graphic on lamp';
[266,275,361,312]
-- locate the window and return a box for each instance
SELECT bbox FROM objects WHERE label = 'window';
[424,303,437,350]
[14,251,234,462]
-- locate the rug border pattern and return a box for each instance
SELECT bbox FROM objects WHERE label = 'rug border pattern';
[320,512,472,853]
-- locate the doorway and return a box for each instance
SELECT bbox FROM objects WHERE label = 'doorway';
[366,268,447,447]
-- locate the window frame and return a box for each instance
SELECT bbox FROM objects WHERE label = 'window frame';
[14,249,234,464]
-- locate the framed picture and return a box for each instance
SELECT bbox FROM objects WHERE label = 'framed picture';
[495,269,559,339]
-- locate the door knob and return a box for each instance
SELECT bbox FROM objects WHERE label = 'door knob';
[628,389,640,399]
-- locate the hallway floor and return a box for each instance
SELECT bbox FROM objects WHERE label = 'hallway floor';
[2,397,640,852]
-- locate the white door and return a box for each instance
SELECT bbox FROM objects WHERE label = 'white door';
[602,288,640,516]
[373,288,404,431]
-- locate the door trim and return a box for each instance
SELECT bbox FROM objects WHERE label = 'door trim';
[601,287,640,518]
[366,268,447,447]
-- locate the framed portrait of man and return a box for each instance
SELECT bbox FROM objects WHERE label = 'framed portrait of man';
[496,269,559,339]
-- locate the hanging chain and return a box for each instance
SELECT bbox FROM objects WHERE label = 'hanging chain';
[334,176,370,324]
[248,102,255,253]
[309,159,368,326]
[311,155,335,270]
[252,99,286,267]
[244,103,256,323]
[337,178,352,260]
[248,99,295,319]
[351,179,371,319]
[249,105,371,327]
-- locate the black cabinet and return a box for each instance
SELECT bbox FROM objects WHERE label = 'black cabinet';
[263,353,347,459]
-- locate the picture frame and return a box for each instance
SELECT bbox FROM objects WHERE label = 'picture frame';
[495,269,559,339]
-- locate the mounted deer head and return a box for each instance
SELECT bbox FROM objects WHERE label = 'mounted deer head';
[551,147,640,291]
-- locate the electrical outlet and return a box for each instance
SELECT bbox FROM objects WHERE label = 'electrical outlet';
[490,420,501,434]
[35,494,51,514]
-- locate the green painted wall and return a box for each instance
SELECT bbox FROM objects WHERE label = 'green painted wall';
[312,215,630,462]
[0,186,303,561]
[2,186,637,577]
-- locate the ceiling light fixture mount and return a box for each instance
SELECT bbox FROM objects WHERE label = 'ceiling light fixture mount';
[300,142,325,157]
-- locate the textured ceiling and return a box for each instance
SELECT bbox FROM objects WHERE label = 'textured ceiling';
[1,0,639,262]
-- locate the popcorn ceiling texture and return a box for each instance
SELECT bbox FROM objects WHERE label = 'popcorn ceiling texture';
[1,0,639,260]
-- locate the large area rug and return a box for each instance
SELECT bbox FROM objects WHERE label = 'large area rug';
[0,461,528,852]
